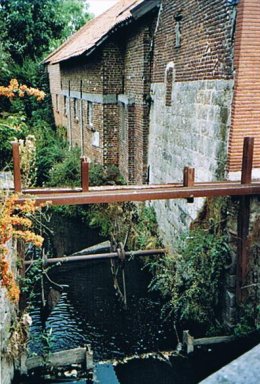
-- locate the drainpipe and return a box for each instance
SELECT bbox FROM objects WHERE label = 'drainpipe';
[68,80,72,148]
[80,80,84,156]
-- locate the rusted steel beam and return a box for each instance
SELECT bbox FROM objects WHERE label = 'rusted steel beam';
[81,157,89,192]
[236,137,254,303]
[12,142,22,193]
[241,137,254,184]
[19,180,242,195]
[183,166,195,203]
[24,248,166,266]
[16,182,260,206]
[237,195,250,303]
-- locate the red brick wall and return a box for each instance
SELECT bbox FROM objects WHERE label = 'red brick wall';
[48,14,156,183]
[122,17,155,183]
[228,0,260,172]
[48,64,63,127]
[152,0,234,83]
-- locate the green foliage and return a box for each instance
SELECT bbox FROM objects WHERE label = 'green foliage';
[47,146,81,188]
[88,203,161,251]
[0,0,92,63]
[233,303,260,336]
[20,258,44,302]
[149,228,230,329]
[89,163,126,187]
[0,114,29,168]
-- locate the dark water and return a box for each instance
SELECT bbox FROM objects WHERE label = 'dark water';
[28,258,260,384]
[29,258,175,360]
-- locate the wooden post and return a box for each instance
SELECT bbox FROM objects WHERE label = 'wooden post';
[182,330,194,354]
[85,344,94,371]
[81,157,89,192]
[183,166,195,203]
[12,142,22,193]
[237,137,254,303]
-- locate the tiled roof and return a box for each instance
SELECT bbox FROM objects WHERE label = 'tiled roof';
[45,0,143,65]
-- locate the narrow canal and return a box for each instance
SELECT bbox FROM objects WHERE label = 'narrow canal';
[25,256,260,384]
[21,217,260,384]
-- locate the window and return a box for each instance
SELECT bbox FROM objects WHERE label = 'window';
[92,131,100,147]
[87,101,93,127]
[174,12,182,48]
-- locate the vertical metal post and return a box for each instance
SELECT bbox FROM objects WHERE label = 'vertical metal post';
[80,80,84,156]
[68,80,72,148]
[237,137,254,302]
[183,166,195,203]
[81,157,89,192]
[12,141,22,193]
[241,137,254,184]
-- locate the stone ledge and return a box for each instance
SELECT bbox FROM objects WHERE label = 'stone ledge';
[200,344,260,384]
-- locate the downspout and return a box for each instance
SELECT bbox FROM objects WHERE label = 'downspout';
[80,80,84,156]
[68,80,72,148]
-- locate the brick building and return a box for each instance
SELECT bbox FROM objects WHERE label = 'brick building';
[45,0,159,184]
[46,0,260,192]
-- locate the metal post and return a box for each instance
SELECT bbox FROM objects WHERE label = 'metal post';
[81,157,89,192]
[241,137,254,184]
[12,142,22,193]
[237,137,254,303]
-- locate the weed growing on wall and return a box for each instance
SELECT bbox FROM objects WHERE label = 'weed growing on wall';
[149,229,230,330]
[148,198,231,332]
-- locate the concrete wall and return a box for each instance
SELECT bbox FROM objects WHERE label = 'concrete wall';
[0,240,17,384]
[148,79,233,246]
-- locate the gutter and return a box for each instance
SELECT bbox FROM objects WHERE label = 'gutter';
[131,0,161,20]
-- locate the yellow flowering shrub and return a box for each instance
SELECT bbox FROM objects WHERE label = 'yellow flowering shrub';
[0,79,45,101]
[0,194,44,303]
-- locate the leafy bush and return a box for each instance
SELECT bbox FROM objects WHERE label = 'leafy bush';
[47,146,81,188]
[149,228,230,330]
[0,114,29,169]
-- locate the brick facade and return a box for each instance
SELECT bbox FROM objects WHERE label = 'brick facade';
[228,0,260,174]
[47,0,260,183]
[152,0,234,83]
[48,12,156,183]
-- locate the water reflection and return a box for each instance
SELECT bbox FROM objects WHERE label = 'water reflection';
[29,258,174,360]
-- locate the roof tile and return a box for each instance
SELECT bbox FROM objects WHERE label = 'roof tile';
[45,0,143,64]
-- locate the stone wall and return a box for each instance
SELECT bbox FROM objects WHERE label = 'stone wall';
[148,79,233,246]
[0,240,17,384]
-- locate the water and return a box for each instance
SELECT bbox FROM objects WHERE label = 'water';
[29,258,175,360]
[27,257,260,384]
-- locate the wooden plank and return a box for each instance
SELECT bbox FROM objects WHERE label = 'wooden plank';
[26,347,86,371]
[193,335,235,346]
